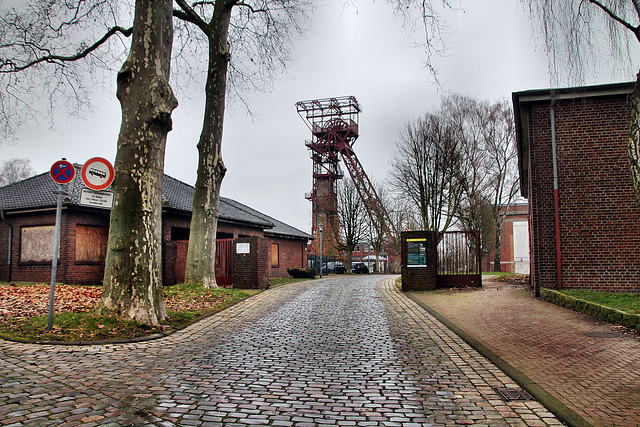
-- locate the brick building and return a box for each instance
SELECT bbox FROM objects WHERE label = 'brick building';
[513,81,640,293]
[352,242,388,273]
[482,203,530,274]
[0,166,311,286]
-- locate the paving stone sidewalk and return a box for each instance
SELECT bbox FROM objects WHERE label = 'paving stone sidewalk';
[0,276,561,426]
[410,278,640,427]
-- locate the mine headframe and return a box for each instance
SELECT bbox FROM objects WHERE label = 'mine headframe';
[296,96,394,242]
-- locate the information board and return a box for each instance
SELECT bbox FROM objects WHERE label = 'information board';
[407,238,427,267]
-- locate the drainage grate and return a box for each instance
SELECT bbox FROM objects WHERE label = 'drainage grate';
[495,387,533,401]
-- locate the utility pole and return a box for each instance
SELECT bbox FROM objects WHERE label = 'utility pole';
[319,223,323,278]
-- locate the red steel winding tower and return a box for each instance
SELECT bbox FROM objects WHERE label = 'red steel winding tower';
[296,96,393,255]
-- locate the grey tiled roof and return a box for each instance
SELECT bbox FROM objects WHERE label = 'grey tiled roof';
[0,165,311,240]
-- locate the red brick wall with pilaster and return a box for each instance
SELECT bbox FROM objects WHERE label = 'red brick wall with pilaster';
[0,220,10,281]
[266,236,308,278]
[3,210,60,284]
[0,209,110,285]
[527,94,640,292]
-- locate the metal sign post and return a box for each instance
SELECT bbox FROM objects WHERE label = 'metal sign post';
[47,183,64,330]
[47,159,75,331]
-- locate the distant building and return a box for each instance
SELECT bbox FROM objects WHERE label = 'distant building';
[483,204,530,274]
[513,81,640,293]
[0,166,312,286]
[352,242,387,273]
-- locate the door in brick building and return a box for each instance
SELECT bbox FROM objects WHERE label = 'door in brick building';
[215,239,233,287]
[175,239,233,286]
[512,221,530,274]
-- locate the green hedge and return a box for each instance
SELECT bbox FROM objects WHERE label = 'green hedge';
[541,288,640,332]
[287,268,317,279]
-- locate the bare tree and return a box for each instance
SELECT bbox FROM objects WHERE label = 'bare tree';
[523,0,640,205]
[97,0,177,324]
[332,178,368,271]
[388,112,465,234]
[476,99,519,271]
[0,158,36,187]
[174,0,311,288]
[0,1,131,140]
[443,94,519,271]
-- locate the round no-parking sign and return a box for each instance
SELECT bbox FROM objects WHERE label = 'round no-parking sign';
[81,157,114,190]
[50,160,75,184]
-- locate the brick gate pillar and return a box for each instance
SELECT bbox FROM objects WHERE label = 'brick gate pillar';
[400,231,438,291]
[233,237,269,289]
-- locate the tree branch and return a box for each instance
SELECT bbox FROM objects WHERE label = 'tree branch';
[586,0,640,41]
[174,0,210,34]
[235,2,269,14]
[0,25,133,73]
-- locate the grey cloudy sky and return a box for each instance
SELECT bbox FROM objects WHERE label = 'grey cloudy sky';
[1,0,637,233]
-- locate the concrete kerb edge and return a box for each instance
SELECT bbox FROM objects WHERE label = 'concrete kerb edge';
[540,288,640,332]
[405,291,592,427]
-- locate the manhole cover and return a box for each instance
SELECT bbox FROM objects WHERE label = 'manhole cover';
[584,332,619,338]
[495,387,533,401]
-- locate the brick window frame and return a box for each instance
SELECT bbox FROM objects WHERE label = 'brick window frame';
[20,225,55,263]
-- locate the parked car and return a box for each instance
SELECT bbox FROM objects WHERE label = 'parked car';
[325,261,346,274]
[351,262,369,274]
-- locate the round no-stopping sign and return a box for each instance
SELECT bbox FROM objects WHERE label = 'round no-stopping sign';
[81,157,114,190]
[50,160,76,184]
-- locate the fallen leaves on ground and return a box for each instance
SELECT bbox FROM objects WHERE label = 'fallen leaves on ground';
[0,283,238,318]
[0,283,101,318]
[0,283,251,342]
[492,274,530,285]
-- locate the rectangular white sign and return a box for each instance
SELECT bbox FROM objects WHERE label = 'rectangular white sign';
[236,242,250,254]
[80,188,114,209]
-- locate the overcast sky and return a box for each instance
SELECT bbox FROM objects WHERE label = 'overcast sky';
[1,0,638,233]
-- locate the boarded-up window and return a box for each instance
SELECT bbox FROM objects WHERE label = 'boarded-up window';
[76,225,109,262]
[21,226,55,262]
[271,243,279,267]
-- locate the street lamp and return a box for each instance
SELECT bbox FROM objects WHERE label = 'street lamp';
[319,223,323,278]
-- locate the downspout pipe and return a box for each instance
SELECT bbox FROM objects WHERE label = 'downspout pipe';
[550,92,563,290]
[0,210,12,282]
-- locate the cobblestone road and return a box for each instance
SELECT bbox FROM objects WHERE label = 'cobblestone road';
[0,276,562,426]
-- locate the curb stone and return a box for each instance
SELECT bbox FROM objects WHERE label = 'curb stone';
[406,291,592,427]
[541,288,640,332]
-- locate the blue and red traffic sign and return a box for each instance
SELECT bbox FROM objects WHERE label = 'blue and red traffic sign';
[49,160,75,184]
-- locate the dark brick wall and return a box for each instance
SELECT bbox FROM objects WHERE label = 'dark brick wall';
[0,219,10,281]
[266,236,307,278]
[400,231,438,291]
[233,237,269,289]
[1,207,307,287]
[4,210,60,284]
[527,93,640,292]
[0,208,110,285]
[63,209,110,285]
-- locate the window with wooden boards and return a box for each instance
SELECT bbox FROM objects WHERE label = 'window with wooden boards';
[271,243,279,267]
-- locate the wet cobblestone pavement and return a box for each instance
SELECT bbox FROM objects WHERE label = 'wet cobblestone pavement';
[0,276,562,426]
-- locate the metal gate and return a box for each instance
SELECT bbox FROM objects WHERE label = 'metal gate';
[175,239,233,287]
[214,239,233,287]
[437,231,481,288]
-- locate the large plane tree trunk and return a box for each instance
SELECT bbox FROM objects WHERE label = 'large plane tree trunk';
[98,0,177,324]
[184,2,232,288]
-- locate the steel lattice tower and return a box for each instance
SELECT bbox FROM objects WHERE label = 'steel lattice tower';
[296,96,393,256]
